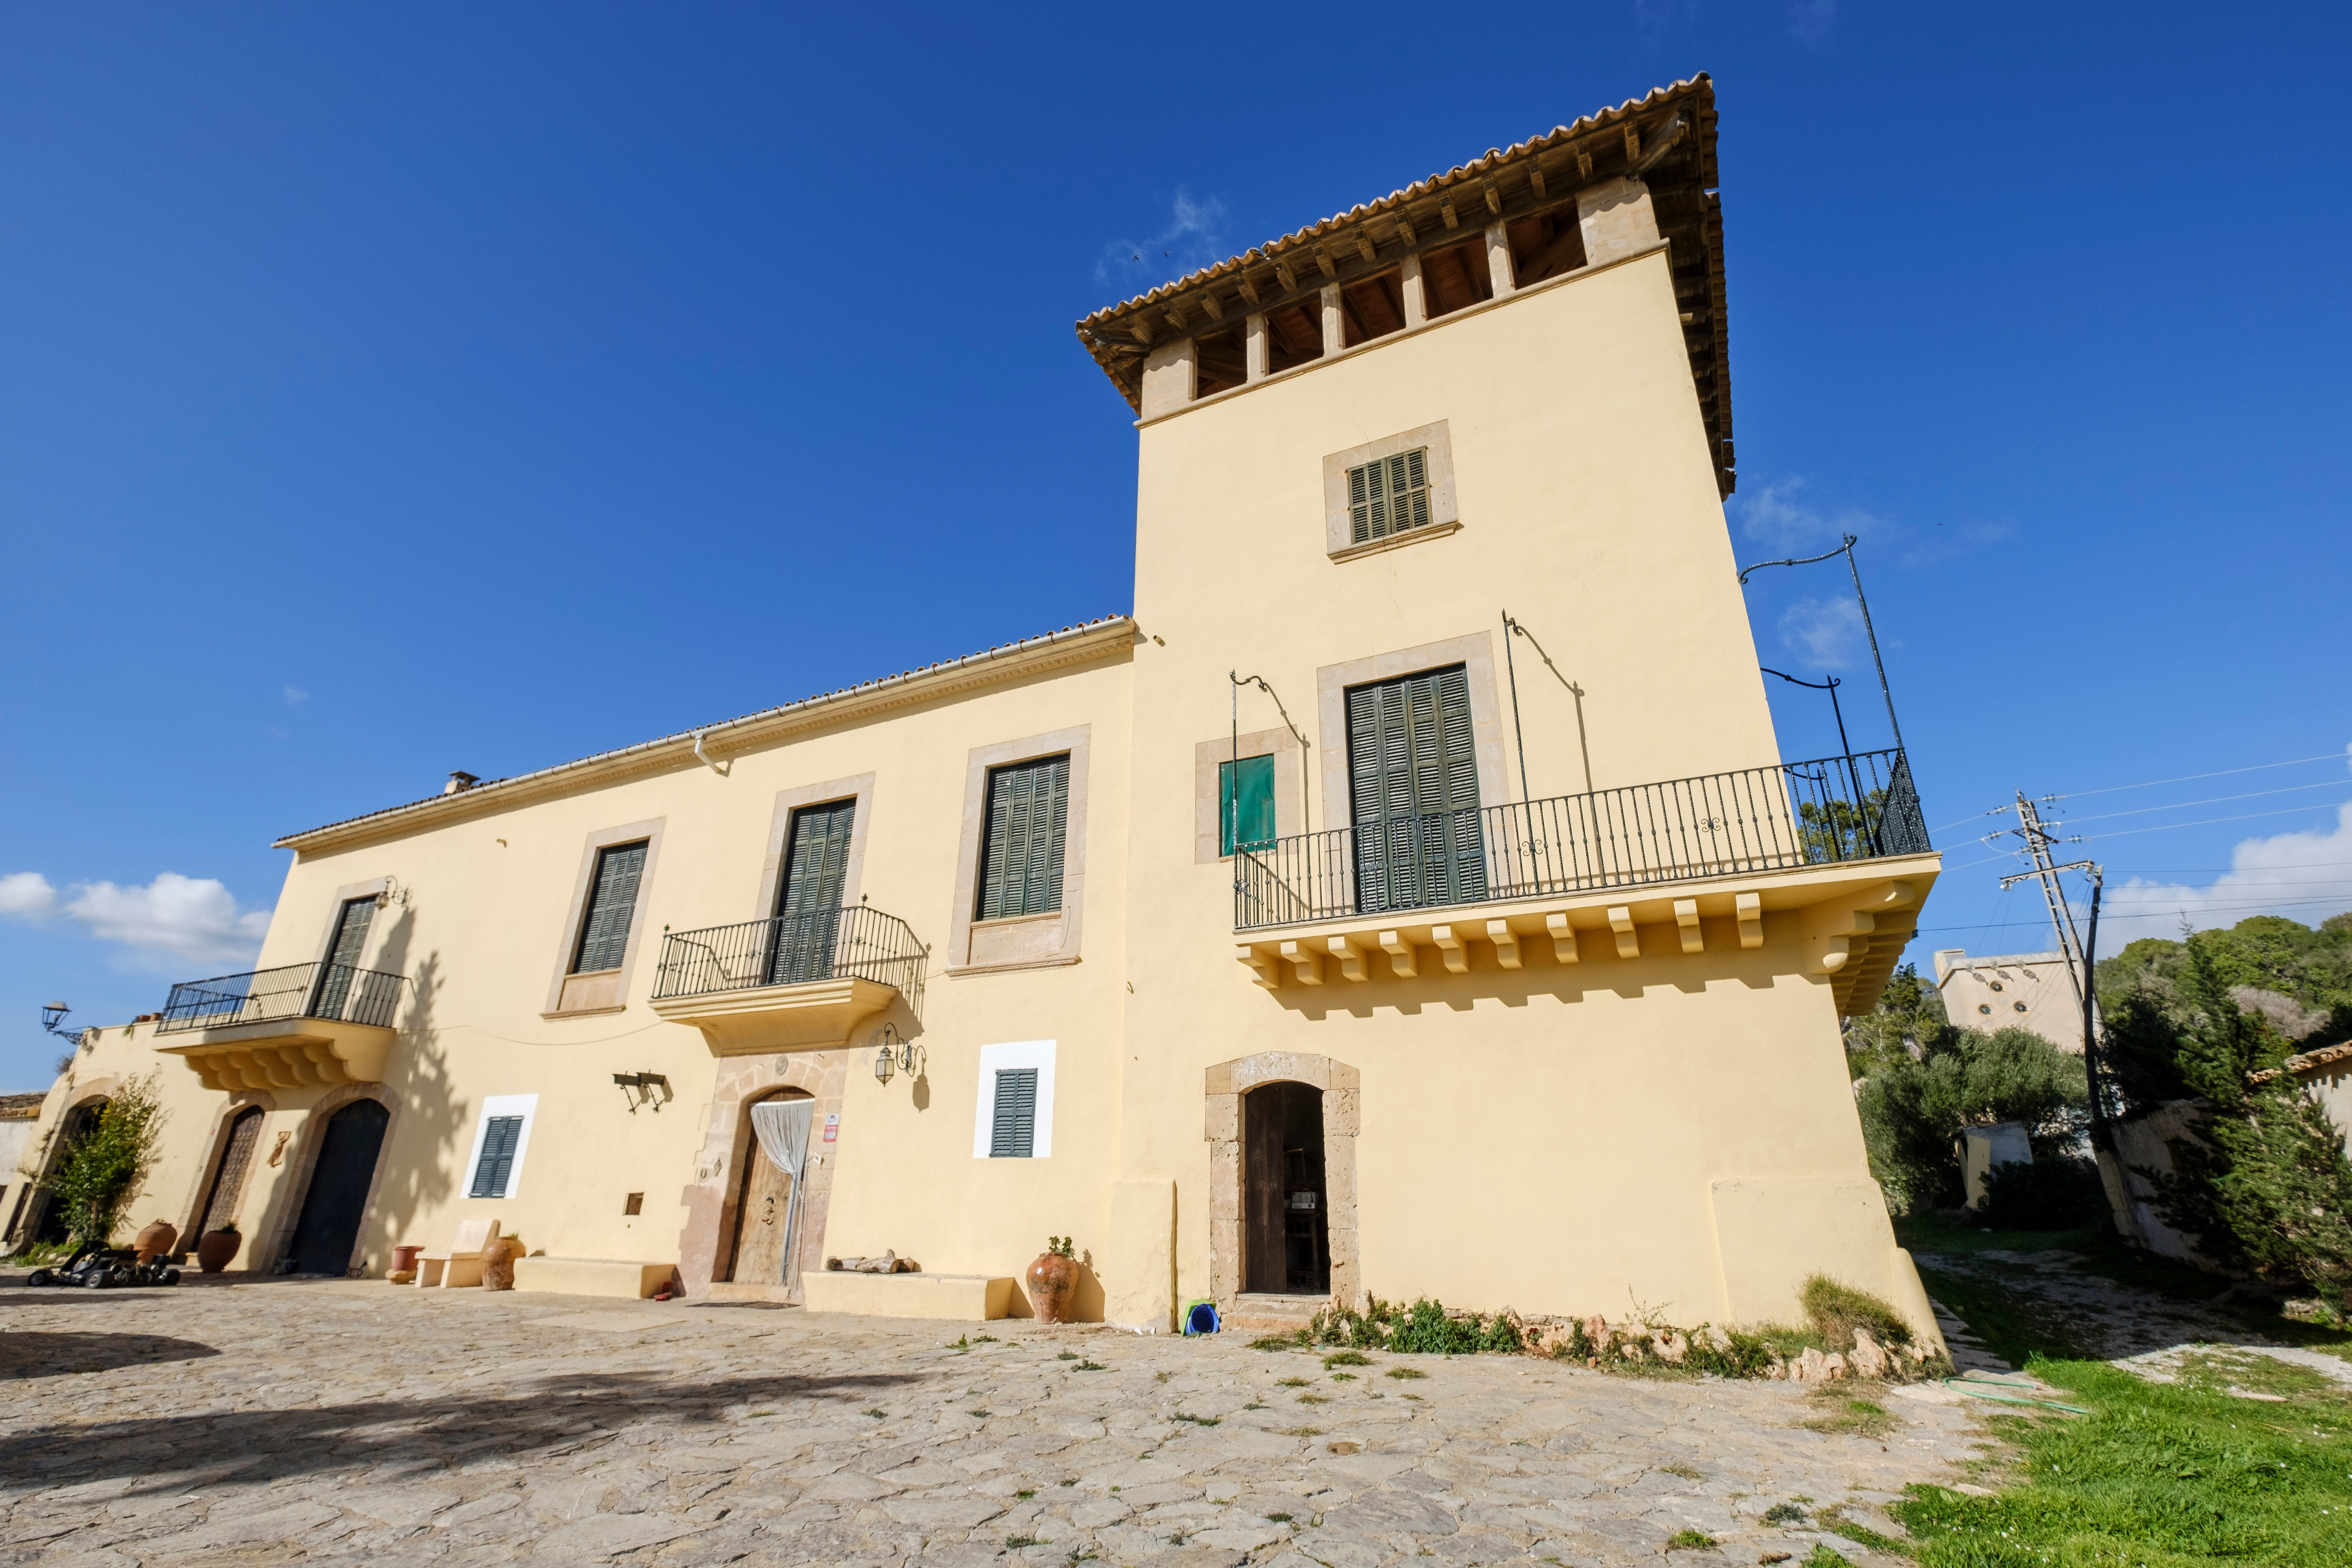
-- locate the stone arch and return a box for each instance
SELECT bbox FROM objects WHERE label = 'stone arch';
[262,1084,401,1276]
[1205,1052,1360,1308]
[176,1092,278,1242]
[13,1076,122,1246]
[678,1049,850,1296]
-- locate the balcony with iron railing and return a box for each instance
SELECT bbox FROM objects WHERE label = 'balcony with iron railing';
[650,904,927,1055]
[152,961,409,1091]
[1232,749,1934,1015]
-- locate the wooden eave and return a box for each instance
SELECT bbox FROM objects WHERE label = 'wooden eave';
[1074,76,1733,497]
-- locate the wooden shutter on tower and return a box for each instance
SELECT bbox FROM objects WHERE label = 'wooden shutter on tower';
[989,1069,1038,1158]
[574,841,648,972]
[1346,448,1432,544]
[311,896,377,1018]
[978,756,1070,920]
[770,800,856,984]
[1345,664,1486,913]
[470,1115,524,1198]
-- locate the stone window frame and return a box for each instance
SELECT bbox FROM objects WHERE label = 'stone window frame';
[971,1039,1057,1159]
[1314,631,1516,834]
[307,876,394,970]
[751,773,877,921]
[1205,1052,1360,1308]
[945,725,1091,976]
[1192,727,1308,866]
[461,1093,541,1201]
[1320,420,1462,562]
[541,817,667,1018]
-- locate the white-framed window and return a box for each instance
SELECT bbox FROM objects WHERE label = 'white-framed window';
[463,1095,540,1199]
[971,1041,1056,1160]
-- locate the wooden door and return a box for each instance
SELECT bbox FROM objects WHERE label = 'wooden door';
[728,1142,797,1284]
[288,1101,389,1275]
[198,1107,264,1235]
[1243,1082,1328,1294]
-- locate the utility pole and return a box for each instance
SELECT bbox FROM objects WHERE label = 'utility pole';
[2014,792,2090,1016]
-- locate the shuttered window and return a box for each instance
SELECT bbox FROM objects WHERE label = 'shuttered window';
[977,755,1070,920]
[469,1115,524,1198]
[573,841,648,973]
[1346,664,1486,912]
[1220,754,1277,855]
[1347,448,1431,544]
[311,896,377,1018]
[988,1069,1038,1158]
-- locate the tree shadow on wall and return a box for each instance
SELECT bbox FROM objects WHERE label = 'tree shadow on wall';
[364,941,464,1265]
[0,1365,922,1491]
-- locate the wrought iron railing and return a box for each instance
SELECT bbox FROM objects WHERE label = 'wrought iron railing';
[156,962,408,1034]
[1234,748,1927,932]
[652,904,927,1008]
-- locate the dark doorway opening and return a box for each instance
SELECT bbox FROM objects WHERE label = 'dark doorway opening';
[287,1100,390,1276]
[1244,1081,1328,1295]
[29,1100,107,1246]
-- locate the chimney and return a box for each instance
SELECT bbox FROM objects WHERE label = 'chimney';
[444,771,480,796]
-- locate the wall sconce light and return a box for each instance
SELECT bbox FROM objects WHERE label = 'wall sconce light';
[869,1023,922,1085]
[374,878,411,911]
[612,1071,672,1113]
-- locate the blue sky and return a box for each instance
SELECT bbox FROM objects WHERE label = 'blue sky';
[4,4,2347,1087]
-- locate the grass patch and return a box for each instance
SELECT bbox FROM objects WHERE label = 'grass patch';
[1384,1365,1426,1380]
[1073,1359,1106,1371]
[1809,1506,1909,1557]
[863,1408,887,1419]
[1005,1534,1045,1550]
[1056,1351,1080,1361]
[2174,1348,2348,1403]
[1265,1512,1292,1523]
[1249,1335,1300,1351]
[1802,1550,1852,1567]
[1284,1426,1321,1436]
[1888,1356,2352,1565]
[968,1408,992,1418]
[1797,1383,1898,1439]
[1296,1392,1328,1404]
[1664,1529,1715,1551]
[1154,1369,1169,1383]
[1277,1376,1310,1387]
[1658,1463,1702,1480]
[1015,1489,1035,1499]
[1329,1372,1356,1381]
[1323,1350,1372,1368]
[1171,1412,1220,1426]
[1802,1274,1914,1350]
[1909,1256,2103,1366]
[1761,1501,1806,1525]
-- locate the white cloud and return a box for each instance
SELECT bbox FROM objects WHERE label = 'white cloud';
[0,869,270,973]
[283,685,310,709]
[1788,0,1837,43]
[0,872,58,919]
[1095,189,1230,290]
[2092,797,2352,951]
[1732,474,2009,568]
[1777,595,1865,668]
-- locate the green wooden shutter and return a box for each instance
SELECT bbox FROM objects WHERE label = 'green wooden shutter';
[989,1069,1038,1158]
[574,841,648,972]
[312,896,377,1018]
[1345,664,1485,912]
[978,755,1070,919]
[1220,755,1277,854]
[1346,449,1431,544]
[770,799,855,984]
[470,1115,524,1197]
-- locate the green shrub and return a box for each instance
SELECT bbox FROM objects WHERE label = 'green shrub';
[1978,1154,2106,1230]
[1800,1275,1913,1351]
[43,1075,166,1249]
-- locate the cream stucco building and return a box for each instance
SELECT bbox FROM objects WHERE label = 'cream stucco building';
[13,77,1948,1345]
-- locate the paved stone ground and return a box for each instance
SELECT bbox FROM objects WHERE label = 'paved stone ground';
[0,1276,1991,1567]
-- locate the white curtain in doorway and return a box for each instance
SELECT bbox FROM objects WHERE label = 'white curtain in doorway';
[748,1098,815,1291]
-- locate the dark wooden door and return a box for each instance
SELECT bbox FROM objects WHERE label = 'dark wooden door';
[288,1100,389,1275]
[1243,1082,1328,1295]
[198,1106,265,1235]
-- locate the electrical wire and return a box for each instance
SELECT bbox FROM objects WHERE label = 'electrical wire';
[2054,750,2348,800]
[2043,777,2351,827]
[2085,802,2350,840]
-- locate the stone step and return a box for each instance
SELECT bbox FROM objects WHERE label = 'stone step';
[1220,1294,1328,1334]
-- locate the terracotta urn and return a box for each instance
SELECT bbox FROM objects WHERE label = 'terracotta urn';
[196,1229,241,1274]
[134,1220,180,1265]
[390,1244,423,1275]
[1025,1251,1079,1324]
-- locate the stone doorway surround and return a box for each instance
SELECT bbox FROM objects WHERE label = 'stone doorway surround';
[679,1049,847,1298]
[1205,1052,1359,1310]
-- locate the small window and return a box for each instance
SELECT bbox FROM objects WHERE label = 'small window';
[573,841,648,973]
[1339,269,1406,347]
[977,755,1071,920]
[2014,1002,2029,1013]
[989,1069,1038,1158]
[1347,449,1431,544]
[1264,297,1324,373]
[1419,238,1493,318]
[1978,1004,1993,1016]
[1507,211,1586,285]
[1220,755,1277,855]
[1195,326,1245,397]
[469,1115,524,1198]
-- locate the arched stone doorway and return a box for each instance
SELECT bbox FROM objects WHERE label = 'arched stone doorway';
[679,1049,848,1298]
[286,1100,390,1276]
[192,1105,266,1240]
[728,1088,814,1290]
[1205,1052,1359,1308]
[29,1097,109,1246]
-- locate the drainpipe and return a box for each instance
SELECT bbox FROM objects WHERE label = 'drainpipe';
[692,731,726,775]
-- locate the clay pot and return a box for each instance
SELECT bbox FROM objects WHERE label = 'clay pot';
[390,1245,423,1275]
[480,1236,519,1291]
[1026,1251,1079,1323]
[196,1230,241,1274]
[134,1220,180,1265]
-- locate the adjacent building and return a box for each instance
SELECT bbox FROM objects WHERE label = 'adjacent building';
[12,77,1948,1345]
[1931,948,2086,1051]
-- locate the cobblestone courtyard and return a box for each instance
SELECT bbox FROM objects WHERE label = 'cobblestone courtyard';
[0,1278,1989,1566]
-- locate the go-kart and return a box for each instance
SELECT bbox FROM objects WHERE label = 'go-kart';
[23,1243,181,1289]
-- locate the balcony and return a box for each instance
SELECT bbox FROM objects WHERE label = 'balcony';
[649,904,926,1055]
[1232,750,1933,1014]
[153,962,407,1090]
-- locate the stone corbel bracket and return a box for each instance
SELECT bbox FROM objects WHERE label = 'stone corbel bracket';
[1802,881,1918,1014]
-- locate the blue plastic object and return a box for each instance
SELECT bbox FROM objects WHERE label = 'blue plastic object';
[1183,1300,1221,1336]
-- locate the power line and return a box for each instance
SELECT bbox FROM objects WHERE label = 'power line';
[1913,893,2352,935]
[2086,801,2350,840]
[2057,750,2348,800]
[2049,777,2351,826]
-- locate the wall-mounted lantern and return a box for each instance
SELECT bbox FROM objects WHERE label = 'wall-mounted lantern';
[869,1023,922,1085]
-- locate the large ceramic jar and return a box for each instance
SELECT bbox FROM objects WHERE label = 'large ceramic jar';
[135,1220,180,1265]
[1026,1250,1078,1323]
[196,1229,241,1274]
